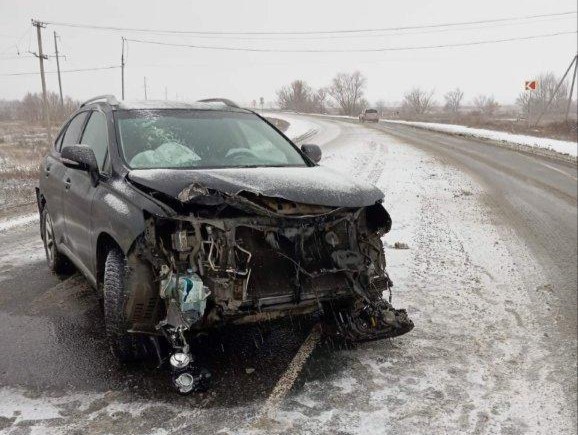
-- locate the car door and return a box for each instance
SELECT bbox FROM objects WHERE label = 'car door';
[62,110,110,275]
[41,112,89,246]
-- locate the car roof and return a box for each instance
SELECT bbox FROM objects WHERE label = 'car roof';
[113,100,251,113]
[86,99,252,113]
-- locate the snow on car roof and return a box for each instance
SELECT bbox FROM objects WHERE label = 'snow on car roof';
[114,100,250,112]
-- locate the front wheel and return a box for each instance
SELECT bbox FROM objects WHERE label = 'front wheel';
[103,247,148,362]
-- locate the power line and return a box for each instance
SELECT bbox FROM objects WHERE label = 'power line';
[0,27,31,54]
[125,31,577,54]
[162,15,576,41]
[0,65,120,77]
[44,11,577,36]
[45,15,573,42]
[0,54,35,60]
[37,14,577,42]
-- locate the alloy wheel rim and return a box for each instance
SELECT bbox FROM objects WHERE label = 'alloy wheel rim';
[44,213,54,264]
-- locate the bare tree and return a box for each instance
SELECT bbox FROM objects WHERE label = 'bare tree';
[276,80,314,112]
[516,72,570,120]
[444,88,464,113]
[312,87,330,113]
[473,95,499,116]
[402,88,435,115]
[17,92,79,124]
[375,99,387,116]
[328,71,367,116]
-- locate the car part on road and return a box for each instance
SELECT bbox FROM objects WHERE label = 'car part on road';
[169,351,211,395]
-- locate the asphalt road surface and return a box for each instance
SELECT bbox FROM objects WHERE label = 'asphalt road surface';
[0,115,575,434]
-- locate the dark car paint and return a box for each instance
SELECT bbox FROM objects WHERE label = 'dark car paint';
[128,166,384,208]
[38,103,384,290]
[39,104,170,288]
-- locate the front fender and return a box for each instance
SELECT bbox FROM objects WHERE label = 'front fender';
[91,177,171,262]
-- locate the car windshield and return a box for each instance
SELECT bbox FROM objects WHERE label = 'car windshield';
[115,109,308,169]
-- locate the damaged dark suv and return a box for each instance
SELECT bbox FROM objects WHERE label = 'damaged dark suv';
[37,95,413,394]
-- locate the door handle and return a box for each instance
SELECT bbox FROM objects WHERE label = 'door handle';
[64,177,71,190]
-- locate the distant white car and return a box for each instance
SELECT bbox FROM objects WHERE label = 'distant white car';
[359,109,379,123]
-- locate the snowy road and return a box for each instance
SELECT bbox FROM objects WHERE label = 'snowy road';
[0,116,576,434]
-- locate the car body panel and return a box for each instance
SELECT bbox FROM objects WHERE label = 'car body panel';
[128,165,384,208]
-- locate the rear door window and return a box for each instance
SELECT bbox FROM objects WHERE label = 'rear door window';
[60,112,89,152]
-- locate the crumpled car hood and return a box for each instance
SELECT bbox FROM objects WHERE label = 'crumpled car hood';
[128,166,384,207]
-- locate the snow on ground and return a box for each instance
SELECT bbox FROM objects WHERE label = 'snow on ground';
[0,213,38,233]
[243,116,574,434]
[383,120,578,157]
[267,112,341,146]
[265,112,320,143]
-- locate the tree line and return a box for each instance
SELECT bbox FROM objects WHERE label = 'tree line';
[276,71,573,120]
[0,91,79,125]
[277,71,368,116]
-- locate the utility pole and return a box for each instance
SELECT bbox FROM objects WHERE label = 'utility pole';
[564,54,578,123]
[144,76,148,100]
[31,19,52,144]
[165,86,168,100]
[121,37,125,99]
[535,54,578,126]
[53,31,63,107]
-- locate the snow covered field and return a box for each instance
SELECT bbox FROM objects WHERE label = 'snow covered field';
[383,120,578,158]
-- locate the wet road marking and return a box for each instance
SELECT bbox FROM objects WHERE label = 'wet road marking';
[254,324,321,425]
[538,161,578,181]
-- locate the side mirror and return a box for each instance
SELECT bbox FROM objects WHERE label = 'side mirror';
[301,144,322,163]
[61,144,98,173]
[61,144,100,186]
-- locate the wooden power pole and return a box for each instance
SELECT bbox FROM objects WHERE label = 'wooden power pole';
[53,31,64,107]
[534,54,578,126]
[31,19,52,144]
[144,76,148,100]
[121,37,126,99]
[564,54,578,123]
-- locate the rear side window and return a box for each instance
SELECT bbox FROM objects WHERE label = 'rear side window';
[81,111,109,171]
[60,112,89,151]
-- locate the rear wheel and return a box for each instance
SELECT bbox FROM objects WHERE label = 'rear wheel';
[103,247,148,362]
[41,208,69,274]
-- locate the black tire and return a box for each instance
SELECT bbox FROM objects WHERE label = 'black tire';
[103,247,147,362]
[41,208,70,274]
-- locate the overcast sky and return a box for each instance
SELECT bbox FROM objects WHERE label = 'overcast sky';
[0,0,576,106]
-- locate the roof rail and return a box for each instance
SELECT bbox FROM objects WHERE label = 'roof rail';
[197,98,239,108]
[80,95,119,108]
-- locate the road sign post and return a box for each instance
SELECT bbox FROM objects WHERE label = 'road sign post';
[524,80,538,91]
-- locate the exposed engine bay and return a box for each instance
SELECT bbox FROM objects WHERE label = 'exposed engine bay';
[129,183,413,394]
